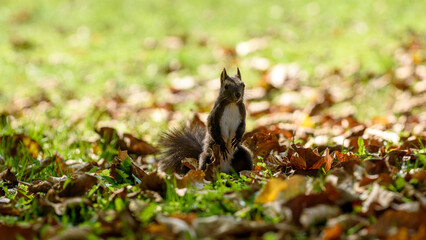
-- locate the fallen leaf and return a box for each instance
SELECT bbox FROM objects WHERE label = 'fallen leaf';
[176,169,205,188]
[401,136,426,149]
[289,153,307,170]
[0,134,42,158]
[384,150,407,167]
[363,158,390,175]
[40,196,91,216]
[0,224,36,240]
[140,171,166,196]
[334,151,359,163]
[193,215,279,239]
[244,131,282,159]
[117,149,147,180]
[96,127,159,156]
[121,133,159,155]
[50,226,91,240]
[369,206,426,238]
[255,178,287,204]
[299,113,315,128]
[285,184,340,225]
[310,148,332,172]
[275,175,307,202]
[412,170,426,182]
[322,223,343,240]
[304,90,334,116]
[317,145,343,154]
[358,173,393,187]
[290,145,332,172]
[0,168,18,187]
[300,205,341,228]
[156,215,195,238]
[58,173,98,197]
[181,158,198,170]
[362,183,399,213]
[28,180,53,194]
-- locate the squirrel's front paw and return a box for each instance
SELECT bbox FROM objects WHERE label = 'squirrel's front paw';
[231,137,241,148]
[220,145,229,160]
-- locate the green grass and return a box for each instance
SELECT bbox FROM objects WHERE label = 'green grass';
[2,0,426,97]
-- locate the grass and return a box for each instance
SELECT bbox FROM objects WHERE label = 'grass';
[2,0,426,95]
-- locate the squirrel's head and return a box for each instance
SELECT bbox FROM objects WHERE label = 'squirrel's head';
[220,68,245,103]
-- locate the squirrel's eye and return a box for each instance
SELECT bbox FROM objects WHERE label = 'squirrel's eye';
[224,85,229,89]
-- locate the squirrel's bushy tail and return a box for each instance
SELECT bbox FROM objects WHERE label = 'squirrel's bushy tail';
[158,125,206,175]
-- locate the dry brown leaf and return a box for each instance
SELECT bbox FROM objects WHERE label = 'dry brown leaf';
[0,204,20,216]
[96,127,159,155]
[359,173,393,187]
[412,170,426,182]
[121,133,159,155]
[117,149,147,179]
[0,134,42,158]
[40,196,91,216]
[28,180,53,194]
[290,145,333,172]
[176,170,205,188]
[0,224,37,240]
[384,150,407,167]
[190,112,206,129]
[291,145,323,170]
[285,184,340,225]
[0,168,18,187]
[140,171,166,196]
[181,158,198,170]
[310,148,332,172]
[369,207,426,238]
[401,136,426,149]
[145,222,169,236]
[364,158,390,175]
[334,151,359,163]
[317,145,343,154]
[50,226,91,240]
[58,173,98,198]
[300,205,341,228]
[169,213,198,226]
[244,131,282,159]
[193,215,279,239]
[289,152,307,170]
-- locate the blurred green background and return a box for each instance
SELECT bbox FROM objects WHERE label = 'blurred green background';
[0,0,425,137]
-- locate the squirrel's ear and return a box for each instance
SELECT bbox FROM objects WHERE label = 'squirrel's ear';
[236,67,241,80]
[220,68,227,84]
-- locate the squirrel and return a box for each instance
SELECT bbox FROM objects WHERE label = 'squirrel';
[159,68,253,175]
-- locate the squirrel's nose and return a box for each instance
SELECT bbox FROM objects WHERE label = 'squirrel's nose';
[235,92,241,99]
